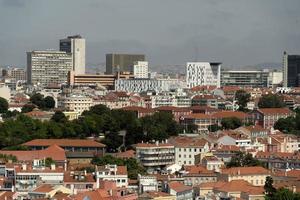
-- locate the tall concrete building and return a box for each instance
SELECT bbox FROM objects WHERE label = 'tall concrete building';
[186,62,221,88]
[106,53,145,74]
[60,35,86,75]
[27,50,72,87]
[283,51,300,87]
[133,61,148,78]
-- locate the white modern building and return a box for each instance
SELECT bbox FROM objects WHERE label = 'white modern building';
[186,62,221,88]
[95,165,128,188]
[60,35,86,75]
[27,50,73,87]
[115,78,184,93]
[133,61,148,78]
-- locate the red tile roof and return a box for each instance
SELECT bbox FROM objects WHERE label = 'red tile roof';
[0,145,66,161]
[135,142,174,148]
[32,184,54,193]
[23,139,106,148]
[221,166,269,176]
[168,136,209,147]
[168,181,192,193]
[257,108,292,115]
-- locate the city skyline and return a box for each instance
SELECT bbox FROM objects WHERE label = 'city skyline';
[0,0,300,69]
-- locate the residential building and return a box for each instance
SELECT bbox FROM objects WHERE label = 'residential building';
[95,164,128,188]
[133,61,148,78]
[182,165,217,186]
[217,131,251,148]
[155,106,191,122]
[266,133,300,153]
[168,136,210,165]
[167,181,193,200]
[283,51,300,87]
[2,67,26,82]
[202,156,224,172]
[235,125,269,139]
[221,70,270,88]
[252,108,294,129]
[135,141,175,170]
[28,184,71,199]
[22,139,106,156]
[138,175,158,194]
[27,50,72,87]
[60,35,86,75]
[191,94,219,109]
[255,151,300,169]
[268,71,283,87]
[218,166,270,186]
[139,191,176,200]
[115,78,184,93]
[106,53,145,74]
[63,171,96,193]
[186,62,221,88]
[58,94,93,115]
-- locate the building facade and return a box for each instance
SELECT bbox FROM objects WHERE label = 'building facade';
[283,51,300,87]
[186,62,221,88]
[60,35,86,75]
[221,70,270,88]
[58,94,93,115]
[106,53,145,74]
[133,61,148,78]
[27,51,72,87]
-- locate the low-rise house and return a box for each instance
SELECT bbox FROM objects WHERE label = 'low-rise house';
[28,184,71,199]
[22,139,106,157]
[255,151,300,170]
[95,164,128,188]
[211,145,241,163]
[155,106,191,122]
[182,165,217,186]
[63,171,96,193]
[139,191,176,200]
[71,180,138,200]
[266,133,300,153]
[121,106,155,118]
[167,181,193,200]
[138,175,158,194]
[252,108,294,129]
[235,125,269,139]
[202,156,224,172]
[217,130,251,148]
[135,141,175,170]
[218,166,270,186]
[168,136,210,166]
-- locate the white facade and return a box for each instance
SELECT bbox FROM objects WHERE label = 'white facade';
[60,35,86,75]
[133,61,148,78]
[138,175,158,194]
[0,84,11,102]
[174,144,210,166]
[186,62,221,88]
[27,51,73,87]
[269,71,283,86]
[96,165,128,188]
[58,94,93,115]
[115,78,184,93]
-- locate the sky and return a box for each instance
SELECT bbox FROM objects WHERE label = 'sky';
[0,0,300,71]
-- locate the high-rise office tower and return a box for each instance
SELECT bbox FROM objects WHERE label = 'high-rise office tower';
[106,53,145,74]
[27,50,72,87]
[186,62,221,88]
[283,51,300,87]
[60,35,86,75]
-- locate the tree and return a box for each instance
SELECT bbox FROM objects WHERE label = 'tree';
[264,176,277,200]
[21,104,36,113]
[45,157,55,167]
[227,151,264,168]
[51,111,67,123]
[258,94,285,108]
[235,90,251,111]
[274,117,296,133]
[43,96,55,109]
[221,117,242,130]
[85,104,111,116]
[0,97,8,114]
[30,93,45,108]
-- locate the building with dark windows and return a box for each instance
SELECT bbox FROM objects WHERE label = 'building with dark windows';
[283,51,300,87]
[221,70,270,88]
[106,53,145,74]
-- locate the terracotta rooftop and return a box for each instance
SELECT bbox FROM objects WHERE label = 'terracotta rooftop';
[0,144,66,161]
[135,142,174,148]
[168,181,192,193]
[257,108,292,115]
[23,139,106,148]
[155,106,191,112]
[63,171,96,183]
[121,106,154,113]
[221,166,269,176]
[32,184,54,193]
[168,136,208,148]
[115,150,135,159]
